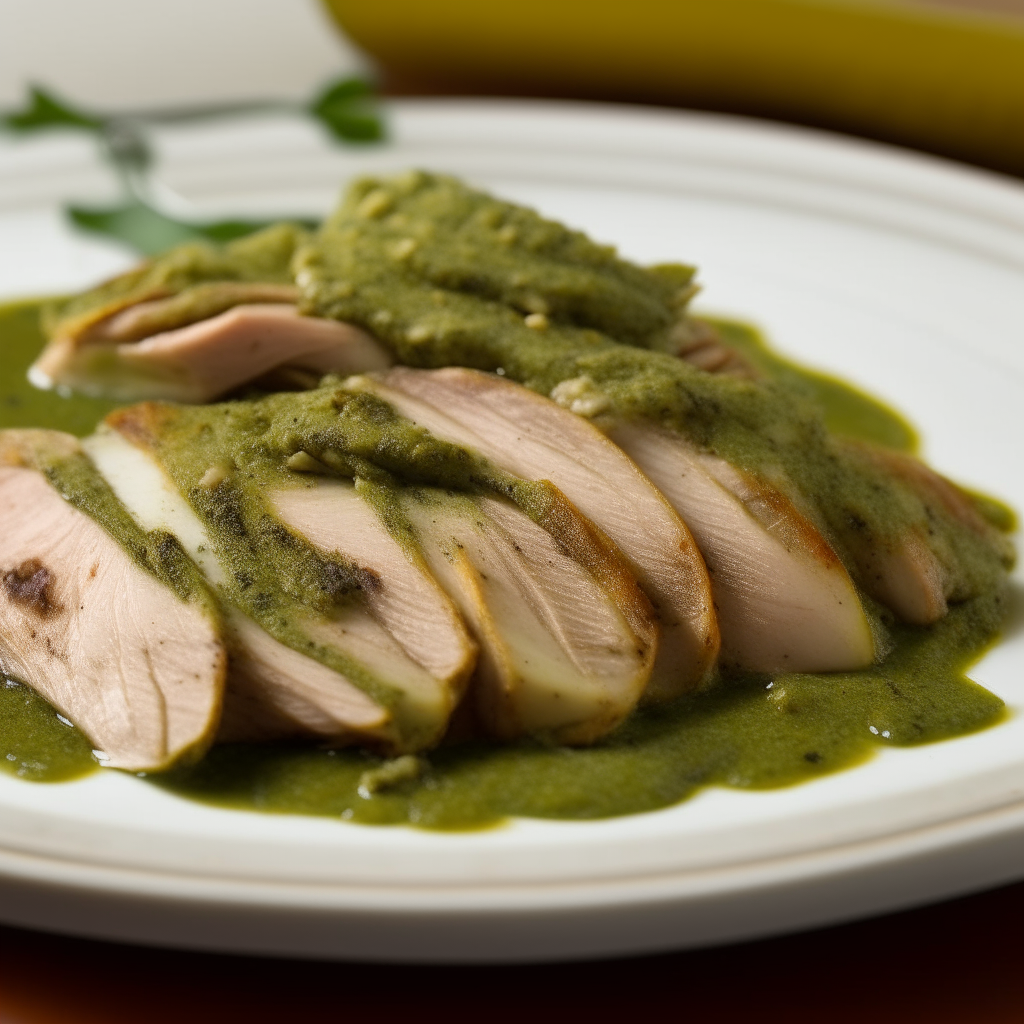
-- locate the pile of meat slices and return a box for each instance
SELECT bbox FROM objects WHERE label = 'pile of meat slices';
[0,295,989,772]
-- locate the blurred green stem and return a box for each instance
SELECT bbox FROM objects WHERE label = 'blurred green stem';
[1,81,384,254]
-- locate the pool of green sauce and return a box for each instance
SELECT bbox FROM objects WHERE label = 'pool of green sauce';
[0,298,1010,828]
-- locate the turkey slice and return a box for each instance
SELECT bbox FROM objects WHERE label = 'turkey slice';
[0,429,226,771]
[32,304,391,404]
[403,488,656,744]
[88,425,469,752]
[609,421,875,673]
[349,366,718,699]
[835,440,1014,625]
[84,428,397,749]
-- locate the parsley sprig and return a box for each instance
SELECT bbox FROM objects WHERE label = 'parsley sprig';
[1,80,385,254]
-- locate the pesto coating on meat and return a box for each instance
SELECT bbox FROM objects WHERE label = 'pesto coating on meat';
[295,172,1012,605]
[43,222,307,343]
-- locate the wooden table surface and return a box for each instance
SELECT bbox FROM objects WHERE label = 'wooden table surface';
[2,878,1024,1023]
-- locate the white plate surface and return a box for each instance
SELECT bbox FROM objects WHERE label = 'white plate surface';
[1,100,1023,962]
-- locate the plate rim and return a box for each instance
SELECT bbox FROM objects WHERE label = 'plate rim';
[1,96,1023,960]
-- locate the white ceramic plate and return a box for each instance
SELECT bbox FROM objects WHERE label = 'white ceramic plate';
[1,100,1023,963]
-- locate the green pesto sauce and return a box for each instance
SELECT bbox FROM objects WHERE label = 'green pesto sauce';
[0,300,106,782]
[139,405,405,713]
[0,678,95,782]
[43,223,306,341]
[0,299,121,435]
[296,173,1010,607]
[708,317,919,454]
[128,385,604,730]
[127,389,505,719]
[153,591,1006,829]
[42,448,214,609]
[0,296,1012,821]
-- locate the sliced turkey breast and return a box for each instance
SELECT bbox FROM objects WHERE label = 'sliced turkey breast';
[94,282,301,342]
[270,477,476,694]
[402,487,656,744]
[31,303,391,404]
[608,421,875,673]
[87,425,465,753]
[849,530,948,626]
[348,366,719,699]
[215,610,391,743]
[0,429,226,771]
[834,440,1015,625]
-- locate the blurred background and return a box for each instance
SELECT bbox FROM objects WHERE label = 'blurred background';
[0,0,368,110]
[1,0,1022,176]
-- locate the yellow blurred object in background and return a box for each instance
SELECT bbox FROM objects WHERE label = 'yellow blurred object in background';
[324,0,1024,177]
